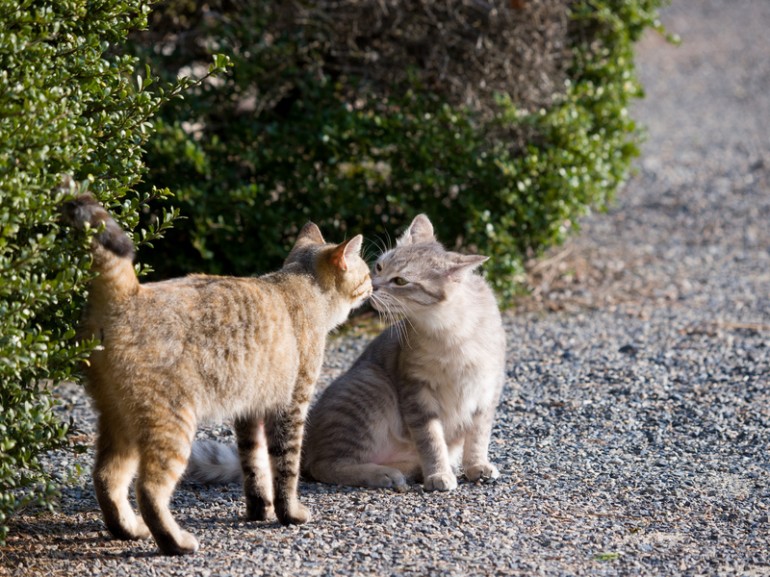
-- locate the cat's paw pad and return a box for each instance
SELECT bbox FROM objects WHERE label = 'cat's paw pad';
[464,462,500,483]
[277,502,311,526]
[424,472,458,492]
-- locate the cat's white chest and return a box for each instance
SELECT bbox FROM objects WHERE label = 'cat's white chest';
[408,336,500,431]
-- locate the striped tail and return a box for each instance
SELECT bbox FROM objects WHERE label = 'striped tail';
[62,193,139,300]
[185,440,242,485]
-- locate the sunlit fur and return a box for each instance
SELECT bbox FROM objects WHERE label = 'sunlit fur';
[302,214,506,491]
[62,194,371,555]
[185,214,506,493]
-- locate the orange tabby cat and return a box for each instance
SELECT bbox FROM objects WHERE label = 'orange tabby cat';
[62,194,371,555]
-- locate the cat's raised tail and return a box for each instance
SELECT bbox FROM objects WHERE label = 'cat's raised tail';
[61,193,139,300]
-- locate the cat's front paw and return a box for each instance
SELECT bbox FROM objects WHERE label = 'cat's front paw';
[276,501,311,526]
[106,515,151,541]
[246,498,275,522]
[423,472,458,492]
[132,518,152,540]
[464,462,500,483]
[156,530,199,556]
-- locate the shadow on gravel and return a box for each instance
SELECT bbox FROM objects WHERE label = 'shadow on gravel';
[3,516,136,563]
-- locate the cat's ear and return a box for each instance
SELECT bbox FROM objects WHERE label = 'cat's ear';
[295,222,325,246]
[447,253,488,280]
[330,234,364,272]
[397,214,435,246]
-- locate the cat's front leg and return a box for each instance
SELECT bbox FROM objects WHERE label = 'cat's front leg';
[234,416,274,521]
[405,412,457,492]
[462,404,500,483]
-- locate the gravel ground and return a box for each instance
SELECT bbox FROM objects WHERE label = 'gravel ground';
[3,1,769,575]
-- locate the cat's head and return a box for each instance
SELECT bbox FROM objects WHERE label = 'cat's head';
[285,222,372,325]
[370,214,488,321]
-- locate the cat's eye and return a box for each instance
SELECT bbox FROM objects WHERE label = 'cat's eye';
[392,277,409,286]
[375,263,383,273]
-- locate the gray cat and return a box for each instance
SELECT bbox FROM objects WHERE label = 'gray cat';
[186,214,506,492]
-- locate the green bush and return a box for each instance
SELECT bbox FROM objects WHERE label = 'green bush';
[131,0,666,300]
[0,0,227,543]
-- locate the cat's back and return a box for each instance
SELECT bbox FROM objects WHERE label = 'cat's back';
[461,273,505,355]
[317,326,402,399]
[92,272,323,378]
[136,274,290,325]
[307,327,402,425]
[101,272,319,333]
[88,271,327,420]
[303,326,403,468]
[466,273,505,327]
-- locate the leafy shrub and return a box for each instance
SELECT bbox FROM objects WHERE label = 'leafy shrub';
[0,0,227,543]
[132,0,666,300]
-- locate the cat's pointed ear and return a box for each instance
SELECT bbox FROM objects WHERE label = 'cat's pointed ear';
[447,253,488,280]
[397,214,435,246]
[296,222,325,246]
[330,234,364,272]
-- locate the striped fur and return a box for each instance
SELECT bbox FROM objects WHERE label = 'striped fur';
[62,194,371,555]
[303,215,506,491]
[186,215,506,493]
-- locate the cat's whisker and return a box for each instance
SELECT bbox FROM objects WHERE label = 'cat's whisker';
[398,323,411,349]
[362,237,381,264]
[380,230,393,254]
[395,303,417,349]
[368,234,391,263]
[371,292,412,348]
[370,293,398,326]
[369,293,392,322]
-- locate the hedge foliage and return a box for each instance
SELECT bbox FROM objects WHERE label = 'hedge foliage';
[0,0,665,545]
[131,0,667,299]
[0,0,227,542]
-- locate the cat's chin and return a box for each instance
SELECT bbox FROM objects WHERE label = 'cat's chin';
[353,294,372,310]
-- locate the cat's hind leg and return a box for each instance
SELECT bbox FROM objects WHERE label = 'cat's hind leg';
[307,460,411,492]
[92,415,149,541]
[234,416,274,521]
[265,403,311,526]
[135,407,199,555]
